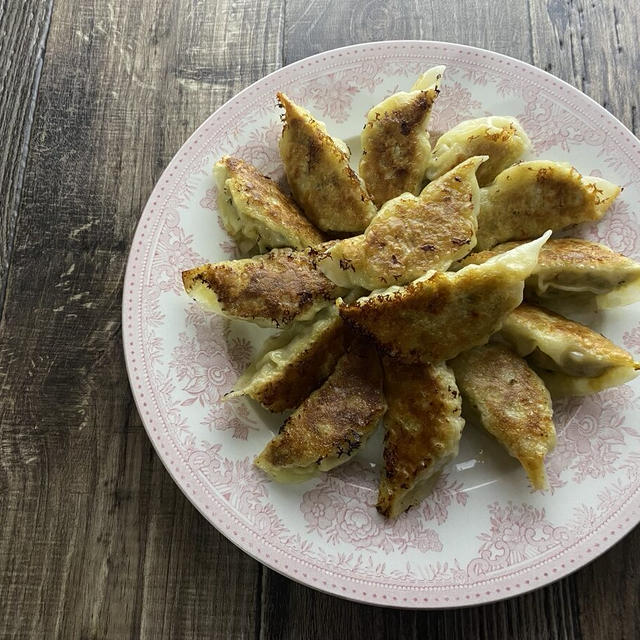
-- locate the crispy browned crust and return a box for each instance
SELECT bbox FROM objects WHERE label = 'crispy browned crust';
[257,339,386,468]
[339,268,523,363]
[461,238,635,270]
[507,303,636,366]
[530,237,627,268]
[182,246,346,327]
[360,88,438,206]
[219,156,325,247]
[250,317,346,412]
[477,162,619,249]
[324,157,480,288]
[278,92,376,233]
[450,343,555,489]
[377,358,463,518]
[529,237,634,269]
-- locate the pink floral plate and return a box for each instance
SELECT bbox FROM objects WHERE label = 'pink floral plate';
[123,41,640,608]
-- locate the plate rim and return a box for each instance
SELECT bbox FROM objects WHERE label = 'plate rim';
[122,39,640,609]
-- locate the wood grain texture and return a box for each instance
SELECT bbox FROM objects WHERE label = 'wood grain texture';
[529,0,639,133]
[0,0,283,637]
[0,0,639,638]
[283,0,534,64]
[0,0,53,316]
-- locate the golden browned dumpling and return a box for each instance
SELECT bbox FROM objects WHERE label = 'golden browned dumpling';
[338,232,549,363]
[450,343,556,489]
[278,92,376,234]
[227,305,346,412]
[182,245,348,328]
[458,237,640,309]
[214,156,324,254]
[426,116,531,186]
[377,358,464,519]
[318,156,485,290]
[476,161,620,250]
[254,339,386,482]
[359,66,444,207]
[500,303,640,396]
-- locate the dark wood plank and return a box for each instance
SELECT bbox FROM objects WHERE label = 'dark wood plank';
[0,0,284,637]
[260,571,417,640]
[260,2,640,639]
[0,0,53,316]
[573,532,640,640]
[415,576,583,640]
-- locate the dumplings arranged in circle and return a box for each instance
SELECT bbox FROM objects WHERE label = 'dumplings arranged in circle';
[180,68,637,519]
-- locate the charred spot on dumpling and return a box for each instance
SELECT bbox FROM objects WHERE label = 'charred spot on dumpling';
[377,359,464,519]
[319,157,485,290]
[254,338,387,482]
[277,92,377,234]
[182,245,348,328]
[359,69,444,207]
[229,306,347,413]
[338,234,548,364]
[476,161,620,250]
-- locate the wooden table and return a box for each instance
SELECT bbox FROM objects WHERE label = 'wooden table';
[1,1,639,637]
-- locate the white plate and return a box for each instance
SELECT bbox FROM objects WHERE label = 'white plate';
[123,41,640,607]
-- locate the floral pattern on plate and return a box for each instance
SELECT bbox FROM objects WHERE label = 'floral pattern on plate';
[123,41,640,607]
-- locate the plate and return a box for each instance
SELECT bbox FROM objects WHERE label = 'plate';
[122,41,640,607]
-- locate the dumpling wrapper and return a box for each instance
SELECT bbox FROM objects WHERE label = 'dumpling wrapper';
[426,116,531,186]
[182,245,348,328]
[377,358,464,519]
[338,232,550,364]
[227,305,346,412]
[359,66,444,207]
[458,237,640,309]
[318,156,485,290]
[450,343,556,490]
[254,339,387,483]
[214,156,324,255]
[278,92,376,234]
[476,161,620,250]
[500,303,640,396]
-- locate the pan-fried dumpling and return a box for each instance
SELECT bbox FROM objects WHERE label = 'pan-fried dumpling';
[227,305,346,412]
[359,66,445,207]
[476,161,620,250]
[377,358,464,518]
[338,232,550,363]
[500,303,640,396]
[254,339,386,482]
[278,93,376,234]
[182,245,348,328]
[319,156,485,290]
[450,344,555,489]
[426,116,531,186]
[214,156,324,254]
[458,238,640,309]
